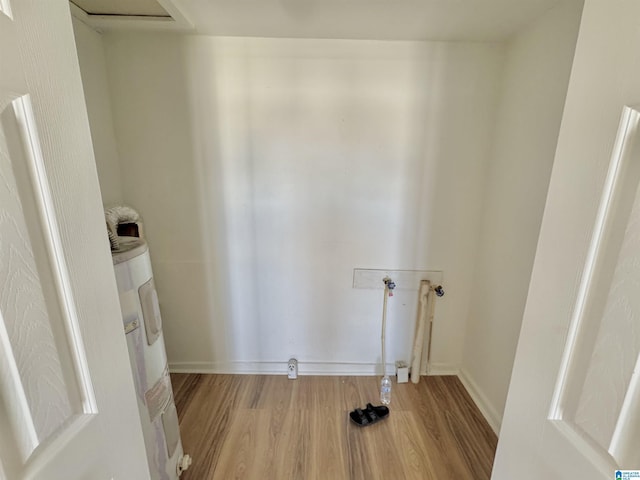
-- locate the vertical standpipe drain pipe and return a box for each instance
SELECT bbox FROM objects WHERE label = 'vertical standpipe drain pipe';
[381,277,395,405]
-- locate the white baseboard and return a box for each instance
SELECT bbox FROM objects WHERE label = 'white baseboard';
[169,361,398,376]
[458,369,501,435]
[169,361,463,377]
[427,363,460,376]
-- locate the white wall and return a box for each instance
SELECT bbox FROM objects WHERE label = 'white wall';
[101,34,504,373]
[459,0,583,432]
[494,0,640,476]
[71,18,123,205]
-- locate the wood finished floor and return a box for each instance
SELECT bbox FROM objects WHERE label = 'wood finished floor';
[171,374,497,480]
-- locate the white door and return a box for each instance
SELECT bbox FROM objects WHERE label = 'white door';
[495,110,640,480]
[0,1,149,479]
[493,1,640,478]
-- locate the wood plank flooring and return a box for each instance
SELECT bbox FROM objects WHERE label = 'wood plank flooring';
[171,374,497,480]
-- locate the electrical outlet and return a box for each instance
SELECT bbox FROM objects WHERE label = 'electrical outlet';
[288,358,298,379]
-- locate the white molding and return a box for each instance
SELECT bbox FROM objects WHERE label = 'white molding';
[22,414,97,478]
[548,421,617,478]
[549,105,640,420]
[0,0,13,20]
[170,361,463,377]
[170,361,402,376]
[156,0,192,29]
[458,369,501,435]
[0,309,38,459]
[69,0,193,33]
[13,97,97,415]
[426,363,460,376]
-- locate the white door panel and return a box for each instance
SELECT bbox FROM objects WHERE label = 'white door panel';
[495,83,640,480]
[0,94,96,479]
[0,0,149,478]
[540,106,640,477]
[495,106,640,480]
[492,3,640,478]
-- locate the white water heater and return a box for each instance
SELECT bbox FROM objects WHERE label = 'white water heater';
[112,237,191,479]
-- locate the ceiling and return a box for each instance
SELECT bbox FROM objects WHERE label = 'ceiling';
[72,0,567,42]
[181,0,565,41]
